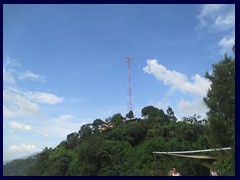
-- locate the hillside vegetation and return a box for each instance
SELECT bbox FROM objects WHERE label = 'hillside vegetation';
[3,50,235,176]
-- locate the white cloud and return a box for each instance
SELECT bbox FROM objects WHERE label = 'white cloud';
[9,143,38,152]
[143,59,211,97]
[14,93,39,113]
[218,32,235,54]
[3,66,15,84]
[46,127,78,137]
[197,4,234,31]
[155,99,172,111]
[41,125,79,138]
[3,57,21,85]
[3,105,16,118]
[3,89,40,118]
[196,4,235,55]
[34,92,64,104]
[215,13,235,30]
[3,89,64,119]
[18,71,39,79]
[3,58,67,161]
[197,4,224,29]
[18,71,46,82]
[9,121,32,131]
[199,4,225,17]
[143,59,211,119]
[3,89,63,119]
[32,114,82,139]
[177,98,209,118]
[57,114,75,121]
[3,57,46,84]
[5,143,41,162]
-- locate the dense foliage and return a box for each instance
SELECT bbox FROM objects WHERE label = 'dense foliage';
[203,50,235,175]
[3,52,235,176]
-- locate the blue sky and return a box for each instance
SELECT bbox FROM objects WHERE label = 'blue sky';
[3,4,235,161]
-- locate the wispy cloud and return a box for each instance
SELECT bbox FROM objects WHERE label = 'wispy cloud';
[4,57,46,83]
[35,114,84,138]
[3,105,16,118]
[18,71,46,82]
[196,4,235,55]
[3,66,15,84]
[214,12,235,30]
[3,58,71,161]
[3,59,64,119]
[34,92,63,104]
[9,143,40,152]
[218,32,235,54]
[196,4,234,32]
[3,58,20,85]
[199,4,224,15]
[3,89,40,118]
[143,59,211,97]
[9,121,32,131]
[3,89,64,118]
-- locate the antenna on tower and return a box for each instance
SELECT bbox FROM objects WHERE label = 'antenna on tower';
[125,56,133,113]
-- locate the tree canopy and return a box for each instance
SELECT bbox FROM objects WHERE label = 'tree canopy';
[203,51,235,175]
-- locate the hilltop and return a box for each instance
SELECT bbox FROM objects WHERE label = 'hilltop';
[3,51,235,176]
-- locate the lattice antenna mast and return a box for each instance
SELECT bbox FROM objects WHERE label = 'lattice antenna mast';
[125,57,133,113]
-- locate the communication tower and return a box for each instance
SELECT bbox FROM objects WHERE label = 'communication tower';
[125,57,133,113]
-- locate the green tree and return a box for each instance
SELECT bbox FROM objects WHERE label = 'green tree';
[79,124,92,140]
[92,119,105,133]
[111,113,124,126]
[126,110,134,119]
[166,106,177,122]
[126,121,147,146]
[203,50,235,175]
[66,132,78,149]
[204,53,235,147]
[141,106,162,120]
